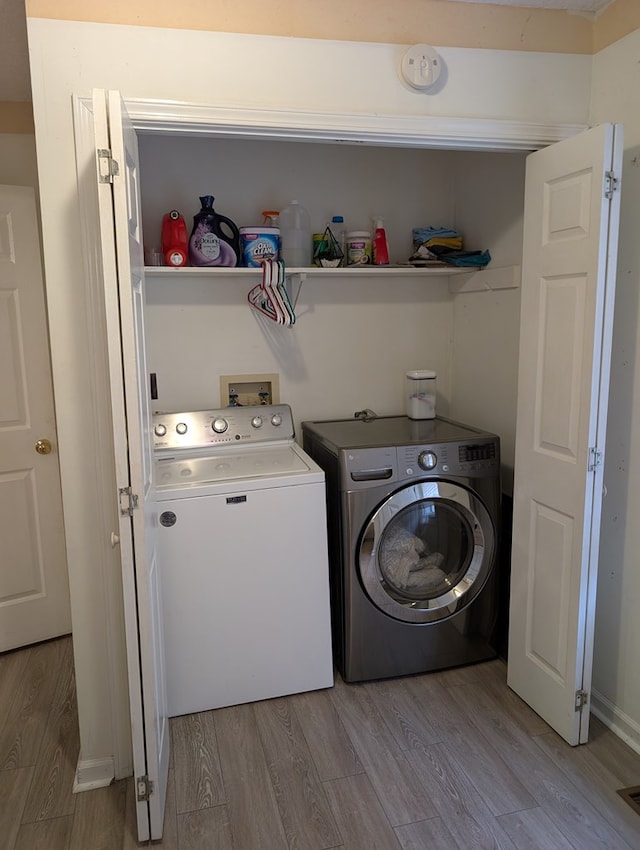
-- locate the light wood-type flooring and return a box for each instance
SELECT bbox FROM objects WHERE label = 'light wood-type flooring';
[2,634,640,849]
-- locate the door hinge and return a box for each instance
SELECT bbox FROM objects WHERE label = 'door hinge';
[588,446,603,472]
[604,170,619,199]
[574,689,588,712]
[98,148,119,184]
[136,774,154,802]
[119,486,139,516]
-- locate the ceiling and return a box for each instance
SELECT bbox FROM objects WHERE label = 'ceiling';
[0,0,616,103]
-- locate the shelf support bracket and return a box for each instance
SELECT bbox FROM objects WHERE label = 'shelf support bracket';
[287,272,306,311]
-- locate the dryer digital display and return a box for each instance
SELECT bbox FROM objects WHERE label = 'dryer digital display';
[459,442,497,463]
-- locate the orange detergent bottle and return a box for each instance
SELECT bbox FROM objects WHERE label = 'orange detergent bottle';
[162,210,188,267]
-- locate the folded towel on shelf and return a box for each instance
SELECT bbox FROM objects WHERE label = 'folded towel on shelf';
[412,226,461,248]
[409,226,491,269]
[437,249,492,268]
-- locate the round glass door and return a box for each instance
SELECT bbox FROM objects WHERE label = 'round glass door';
[358,481,495,623]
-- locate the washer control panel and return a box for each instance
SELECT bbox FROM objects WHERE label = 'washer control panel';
[153,404,294,450]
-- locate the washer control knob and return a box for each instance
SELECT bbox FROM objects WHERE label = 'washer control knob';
[154,424,167,437]
[418,450,438,470]
[251,416,263,429]
[176,422,188,435]
[271,413,282,426]
[212,417,228,434]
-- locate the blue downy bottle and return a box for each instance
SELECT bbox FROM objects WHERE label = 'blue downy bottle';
[189,195,240,267]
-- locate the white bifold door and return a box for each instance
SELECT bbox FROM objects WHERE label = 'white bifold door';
[73,90,170,841]
[507,123,622,745]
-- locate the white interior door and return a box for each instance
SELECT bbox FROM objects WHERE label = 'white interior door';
[507,123,622,745]
[91,89,169,841]
[0,184,71,651]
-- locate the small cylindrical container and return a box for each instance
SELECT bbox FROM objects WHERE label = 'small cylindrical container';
[312,232,326,266]
[239,226,280,267]
[346,230,372,266]
[405,370,437,419]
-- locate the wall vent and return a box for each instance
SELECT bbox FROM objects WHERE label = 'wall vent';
[616,785,640,817]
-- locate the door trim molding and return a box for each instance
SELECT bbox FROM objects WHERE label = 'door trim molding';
[124,97,586,151]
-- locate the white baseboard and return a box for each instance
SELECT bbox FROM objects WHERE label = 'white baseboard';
[591,688,640,756]
[73,756,115,793]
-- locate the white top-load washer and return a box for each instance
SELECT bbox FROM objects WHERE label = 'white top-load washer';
[153,404,334,717]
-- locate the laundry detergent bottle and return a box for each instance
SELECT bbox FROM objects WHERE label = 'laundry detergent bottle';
[161,209,188,267]
[189,195,240,267]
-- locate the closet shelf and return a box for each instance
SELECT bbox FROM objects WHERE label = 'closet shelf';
[143,264,473,278]
[144,264,521,290]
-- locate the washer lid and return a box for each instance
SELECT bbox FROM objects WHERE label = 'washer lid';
[155,443,316,490]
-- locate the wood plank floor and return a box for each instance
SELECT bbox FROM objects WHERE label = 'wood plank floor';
[2,635,640,849]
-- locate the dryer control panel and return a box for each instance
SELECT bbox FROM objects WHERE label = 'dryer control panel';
[399,439,499,479]
[341,439,499,489]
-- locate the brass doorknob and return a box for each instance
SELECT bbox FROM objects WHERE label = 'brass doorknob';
[35,439,52,455]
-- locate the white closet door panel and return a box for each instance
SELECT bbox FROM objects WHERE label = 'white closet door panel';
[508,123,622,745]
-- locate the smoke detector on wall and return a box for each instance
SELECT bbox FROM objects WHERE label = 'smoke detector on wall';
[400,44,442,91]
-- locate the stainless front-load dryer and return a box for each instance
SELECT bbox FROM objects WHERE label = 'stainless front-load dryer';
[302,415,501,682]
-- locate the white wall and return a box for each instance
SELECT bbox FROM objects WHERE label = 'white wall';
[139,137,456,269]
[590,27,640,751]
[141,136,459,425]
[146,273,453,423]
[448,150,527,492]
[25,16,594,774]
[28,20,592,124]
[140,136,526,456]
[0,134,38,188]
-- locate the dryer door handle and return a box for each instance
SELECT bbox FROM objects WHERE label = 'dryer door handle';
[350,468,394,482]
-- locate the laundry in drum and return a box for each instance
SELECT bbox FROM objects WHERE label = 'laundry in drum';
[379,526,447,593]
[409,225,491,268]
